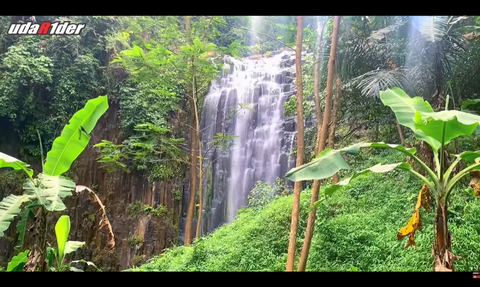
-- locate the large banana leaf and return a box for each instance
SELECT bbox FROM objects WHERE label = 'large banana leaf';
[413,110,480,147]
[285,142,416,182]
[0,152,33,179]
[324,162,411,196]
[0,194,32,237]
[23,174,76,212]
[308,162,411,211]
[379,88,441,151]
[43,95,108,176]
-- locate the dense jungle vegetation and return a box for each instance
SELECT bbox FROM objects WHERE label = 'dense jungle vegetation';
[1,15,480,272]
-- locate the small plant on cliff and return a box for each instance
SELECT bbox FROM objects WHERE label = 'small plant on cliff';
[0,95,112,271]
[286,88,480,272]
[127,200,168,219]
[127,234,144,247]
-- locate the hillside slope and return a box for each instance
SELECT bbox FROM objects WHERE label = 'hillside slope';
[130,150,480,271]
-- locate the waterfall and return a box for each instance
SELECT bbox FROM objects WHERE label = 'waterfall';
[180,49,308,240]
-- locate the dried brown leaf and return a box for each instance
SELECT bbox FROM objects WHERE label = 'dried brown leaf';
[75,185,115,248]
[404,234,417,249]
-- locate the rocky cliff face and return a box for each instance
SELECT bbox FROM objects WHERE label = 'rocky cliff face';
[0,98,182,271]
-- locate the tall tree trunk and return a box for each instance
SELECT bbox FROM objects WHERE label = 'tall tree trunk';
[318,16,340,153]
[195,80,204,239]
[297,18,327,272]
[328,77,341,184]
[286,15,305,272]
[183,15,198,245]
[433,202,454,271]
[395,119,405,145]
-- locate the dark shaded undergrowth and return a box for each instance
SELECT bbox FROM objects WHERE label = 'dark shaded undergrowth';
[129,149,480,271]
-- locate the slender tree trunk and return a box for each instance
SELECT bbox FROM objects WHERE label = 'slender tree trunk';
[395,119,405,145]
[184,96,198,245]
[183,15,198,245]
[433,202,454,271]
[328,77,341,184]
[318,16,340,153]
[195,78,204,238]
[297,16,340,272]
[286,16,305,272]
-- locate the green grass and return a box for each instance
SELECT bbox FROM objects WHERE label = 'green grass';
[129,150,480,271]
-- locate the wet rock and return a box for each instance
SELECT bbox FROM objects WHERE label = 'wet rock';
[275,73,283,84]
[284,116,296,132]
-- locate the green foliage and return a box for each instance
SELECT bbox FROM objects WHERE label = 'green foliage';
[45,215,99,272]
[0,151,33,179]
[0,194,31,237]
[43,95,108,176]
[127,201,168,219]
[0,96,107,271]
[172,189,182,201]
[0,16,119,158]
[247,178,289,209]
[285,142,415,182]
[127,235,144,247]
[6,249,29,271]
[128,151,480,271]
[94,123,185,180]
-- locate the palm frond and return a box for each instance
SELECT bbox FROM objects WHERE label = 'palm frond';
[415,16,449,43]
[348,68,410,98]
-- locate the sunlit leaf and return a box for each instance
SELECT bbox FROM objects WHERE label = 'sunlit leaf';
[413,110,480,147]
[285,142,416,181]
[0,152,33,178]
[43,95,108,176]
[324,162,411,196]
[379,88,441,151]
[0,194,31,237]
[64,241,85,255]
[55,215,70,264]
[23,174,75,211]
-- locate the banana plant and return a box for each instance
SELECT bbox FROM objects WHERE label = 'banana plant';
[6,216,99,272]
[0,95,108,270]
[45,215,98,271]
[285,87,480,272]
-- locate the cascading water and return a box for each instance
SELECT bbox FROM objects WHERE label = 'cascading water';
[180,49,308,240]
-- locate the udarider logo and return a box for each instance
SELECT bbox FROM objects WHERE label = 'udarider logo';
[8,21,86,35]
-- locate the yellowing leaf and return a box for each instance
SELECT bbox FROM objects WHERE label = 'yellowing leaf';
[469,170,480,196]
[397,184,431,248]
[397,209,420,240]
